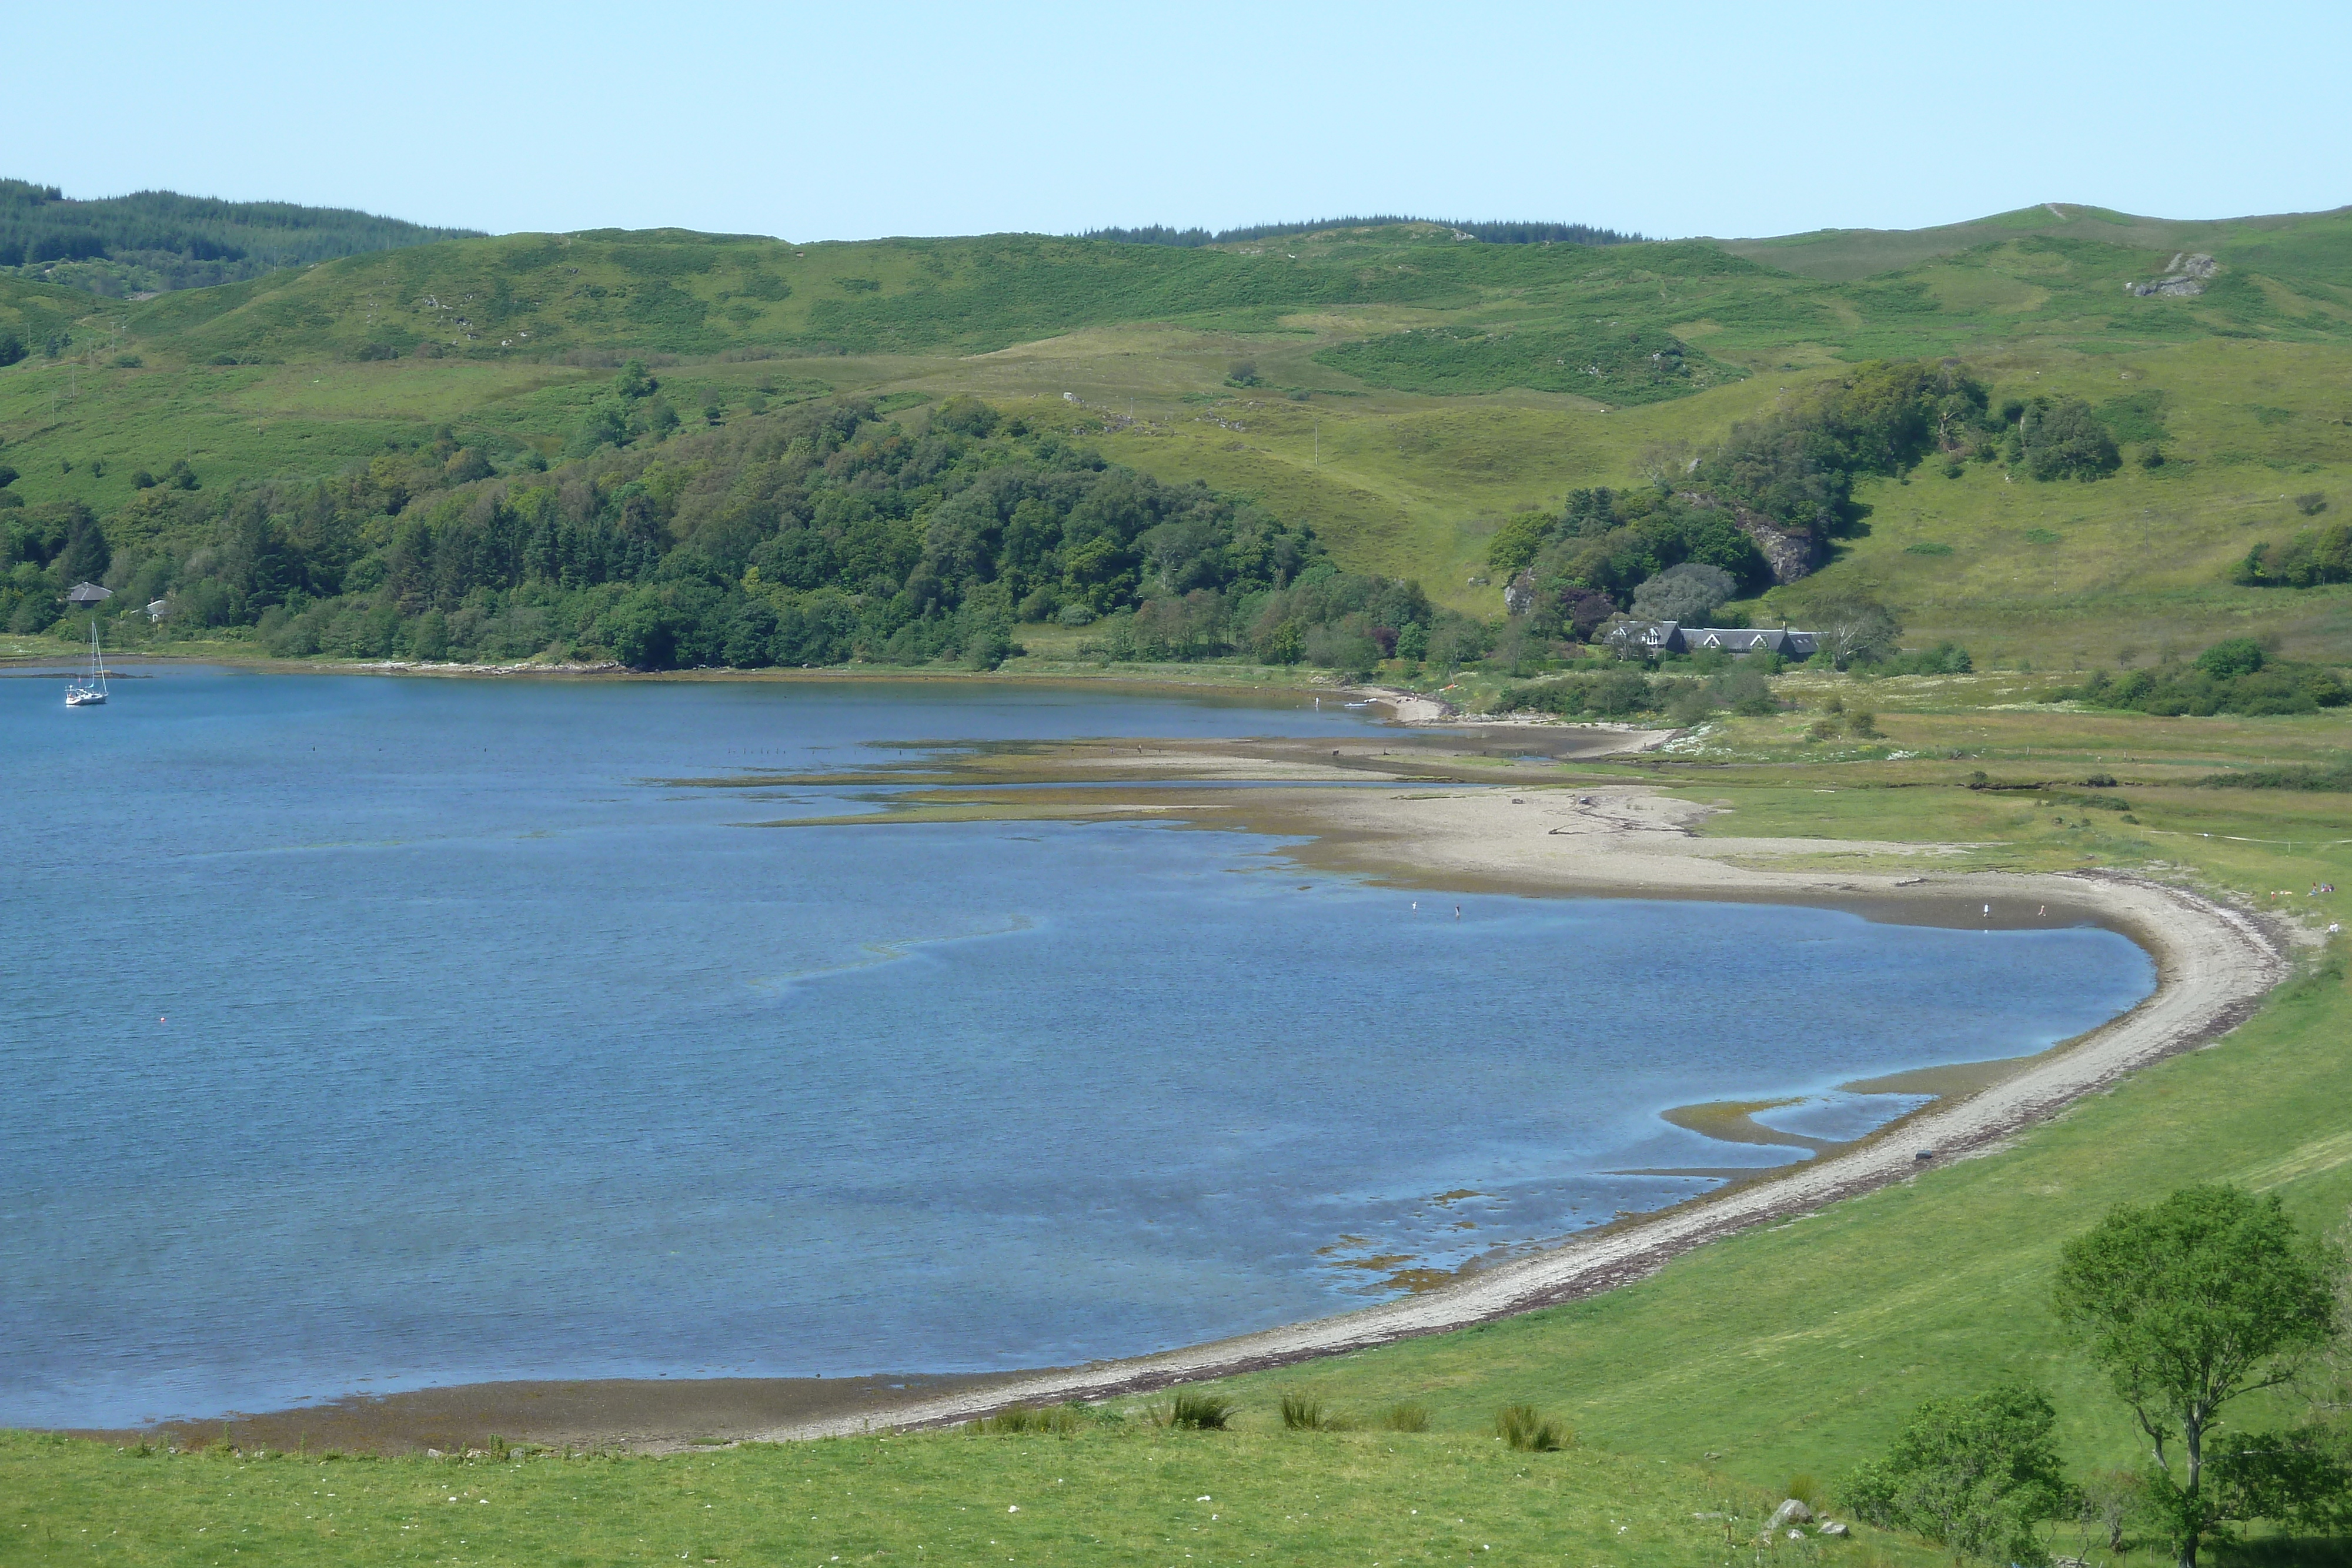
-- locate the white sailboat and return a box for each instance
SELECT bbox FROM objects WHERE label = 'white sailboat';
[65,620,108,707]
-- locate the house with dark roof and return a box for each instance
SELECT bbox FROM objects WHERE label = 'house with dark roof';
[1601,618,1818,659]
[65,581,112,607]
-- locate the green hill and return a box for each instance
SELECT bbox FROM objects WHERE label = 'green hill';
[0,178,481,299]
[4,203,2350,664]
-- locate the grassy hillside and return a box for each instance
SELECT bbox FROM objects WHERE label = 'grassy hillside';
[0,177,480,299]
[1712,200,2352,282]
[4,205,2350,658]
[0,1422,1948,1568]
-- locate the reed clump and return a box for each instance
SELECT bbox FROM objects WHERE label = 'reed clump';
[1278,1393,1352,1432]
[1157,1392,1237,1430]
[964,1403,1083,1436]
[1378,1402,1432,1433]
[1495,1404,1571,1452]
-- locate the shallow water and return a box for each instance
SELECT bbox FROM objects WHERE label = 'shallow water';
[0,668,2155,1427]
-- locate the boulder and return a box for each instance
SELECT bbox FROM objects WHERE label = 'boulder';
[1819,1520,1849,1537]
[1504,569,1537,617]
[1766,1499,1814,1531]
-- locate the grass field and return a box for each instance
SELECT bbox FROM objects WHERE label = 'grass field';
[0,1423,1962,1568]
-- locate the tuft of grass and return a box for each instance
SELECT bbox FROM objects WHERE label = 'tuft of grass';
[965,1403,1084,1436]
[1278,1393,1352,1432]
[1379,1402,1432,1433]
[1495,1404,1571,1452]
[1163,1391,1238,1431]
[1784,1473,1823,1508]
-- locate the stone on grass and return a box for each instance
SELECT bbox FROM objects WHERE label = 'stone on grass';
[1766,1499,1814,1530]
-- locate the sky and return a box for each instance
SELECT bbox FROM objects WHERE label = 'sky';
[11,1,2345,243]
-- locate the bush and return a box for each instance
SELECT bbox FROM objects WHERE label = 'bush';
[965,1403,1083,1436]
[1495,1404,1569,1452]
[1279,1393,1349,1432]
[1842,1383,2069,1566]
[1858,641,1973,676]
[1629,560,1736,624]
[1165,1392,1236,1430]
[2014,397,2121,482]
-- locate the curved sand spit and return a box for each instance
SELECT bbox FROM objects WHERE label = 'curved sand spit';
[756,783,2290,1442]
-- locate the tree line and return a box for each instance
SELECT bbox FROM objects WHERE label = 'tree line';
[1486,360,2130,657]
[0,177,479,296]
[1074,216,1645,248]
[2,379,1482,674]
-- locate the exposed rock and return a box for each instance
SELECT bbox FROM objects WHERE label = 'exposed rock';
[1677,492,1825,584]
[1819,1520,1849,1537]
[1766,1499,1815,1530]
[1788,1528,1806,1540]
[2126,253,2218,297]
[424,1447,443,1459]
[1504,569,1537,617]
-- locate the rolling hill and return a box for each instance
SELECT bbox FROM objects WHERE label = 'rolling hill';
[3,202,2350,662]
[0,178,481,300]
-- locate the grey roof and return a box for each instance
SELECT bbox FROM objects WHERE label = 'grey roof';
[65,581,113,604]
[1600,619,1819,657]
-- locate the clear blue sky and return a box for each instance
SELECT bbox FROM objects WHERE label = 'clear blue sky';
[14,1,2344,242]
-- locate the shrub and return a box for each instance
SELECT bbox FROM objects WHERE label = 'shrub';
[965,1403,1083,1436]
[1495,1404,1569,1452]
[1629,560,1736,624]
[1842,1383,2069,1567]
[1165,1392,1236,1430]
[2196,637,2266,679]
[1279,1393,1349,1432]
[1379,1403,1431,1433]
[2014,397,2121,482]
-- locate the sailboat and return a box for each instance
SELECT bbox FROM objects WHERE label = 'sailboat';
[65,619,108,707]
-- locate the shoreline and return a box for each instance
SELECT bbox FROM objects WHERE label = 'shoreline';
[727,786,2284,1443]
[72,777,2292,1455]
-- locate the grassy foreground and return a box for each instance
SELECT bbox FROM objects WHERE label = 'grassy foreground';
[0,1424,1943,1567]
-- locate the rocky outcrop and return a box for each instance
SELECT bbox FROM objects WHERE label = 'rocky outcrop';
[2126,252,2218,298]
[1504,569,1537,617]
[1677,492,1826,584]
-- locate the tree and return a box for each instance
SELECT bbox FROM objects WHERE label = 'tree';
[0,329,25,367]
[1813,591,1902,668]
[58,507,110,585]
[1842,1382,2072,1566]
[1487,511,1554,580]
[2194,637,2265,680]
[2054,1185,2343,1567]
[613,359,657,400]
[1630,560,1735,624]
[2017,397,2120,482]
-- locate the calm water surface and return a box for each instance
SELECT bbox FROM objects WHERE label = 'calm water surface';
[1,667,2154,1427]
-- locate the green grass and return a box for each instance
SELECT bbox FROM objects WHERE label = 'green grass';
[0,1425,1934,1567]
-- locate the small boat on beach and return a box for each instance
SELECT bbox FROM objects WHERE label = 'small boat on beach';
[65,621,109,707]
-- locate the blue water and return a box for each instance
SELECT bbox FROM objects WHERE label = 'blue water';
[0,667,2156,1428]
